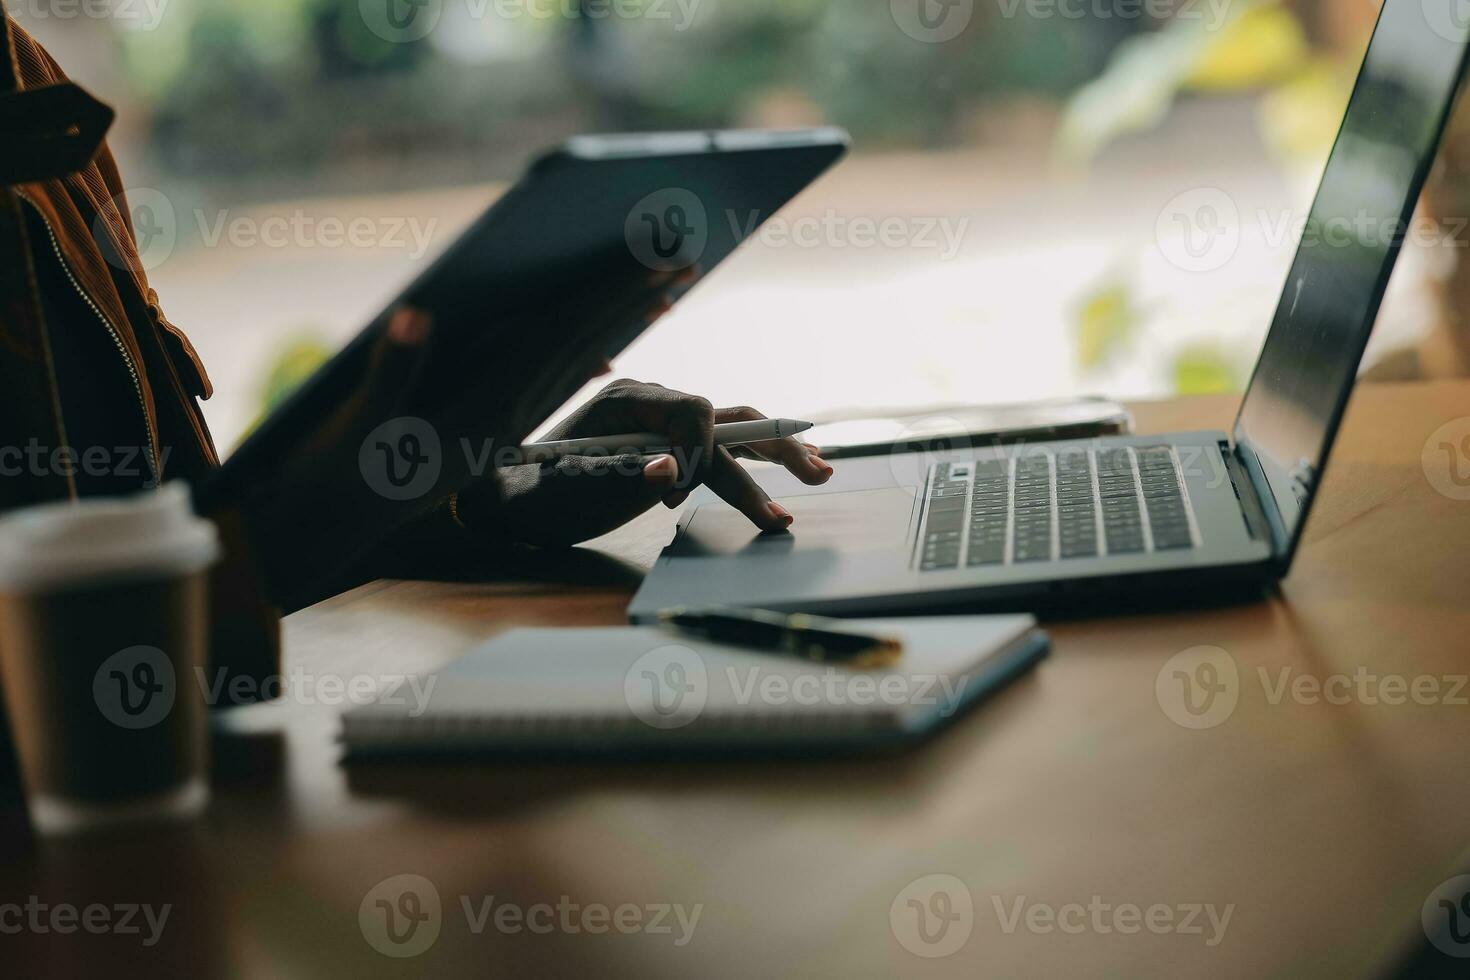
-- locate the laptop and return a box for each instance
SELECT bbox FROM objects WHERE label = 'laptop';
[629,0,1470,621]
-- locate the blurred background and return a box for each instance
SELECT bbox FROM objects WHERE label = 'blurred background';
[13,0,1470,449]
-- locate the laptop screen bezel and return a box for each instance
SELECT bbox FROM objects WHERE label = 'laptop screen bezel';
[1231,0,1470,566]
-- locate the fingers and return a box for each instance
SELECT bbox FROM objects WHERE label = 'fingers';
[577,379,716,489]
[704,447,793,533]
[551,384,828,530]
[716,406,833,486]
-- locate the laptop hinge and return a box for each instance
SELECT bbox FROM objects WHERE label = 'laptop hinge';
[1223,439,1289,560]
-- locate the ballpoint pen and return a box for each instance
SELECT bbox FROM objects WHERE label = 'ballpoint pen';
[658,607,904,668]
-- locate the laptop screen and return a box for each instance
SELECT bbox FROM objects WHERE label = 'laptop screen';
[1234,0,1469,550]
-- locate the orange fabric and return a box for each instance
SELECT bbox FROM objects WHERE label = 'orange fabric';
[7,19,216,467]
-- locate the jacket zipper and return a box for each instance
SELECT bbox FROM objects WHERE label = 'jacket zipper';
[17,194,160,484]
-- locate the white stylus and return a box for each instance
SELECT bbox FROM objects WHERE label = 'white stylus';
[521,418,814,464]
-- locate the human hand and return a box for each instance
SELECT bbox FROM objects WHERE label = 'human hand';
[459,379,834,547]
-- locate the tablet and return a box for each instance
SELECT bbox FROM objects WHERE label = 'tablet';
[201,128,850,509]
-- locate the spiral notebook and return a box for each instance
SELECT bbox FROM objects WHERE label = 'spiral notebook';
[341,615,1047,759]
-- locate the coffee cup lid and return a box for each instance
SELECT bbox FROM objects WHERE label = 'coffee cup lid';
[0,482,219,592]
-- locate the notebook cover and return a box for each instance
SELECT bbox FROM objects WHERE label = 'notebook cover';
[342,616,1047,760]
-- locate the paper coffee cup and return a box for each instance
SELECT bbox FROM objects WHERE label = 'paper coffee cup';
[0,483,219,834]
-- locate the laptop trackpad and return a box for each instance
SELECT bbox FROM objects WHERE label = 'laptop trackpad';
[672,487,918,559]
[634,487,919,614]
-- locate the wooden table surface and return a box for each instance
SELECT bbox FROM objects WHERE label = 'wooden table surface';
[4,379,1470,979]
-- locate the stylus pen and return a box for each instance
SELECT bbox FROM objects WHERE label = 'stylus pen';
[520,418,814,464]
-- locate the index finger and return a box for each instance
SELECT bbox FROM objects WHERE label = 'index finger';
[716,406,832,486]
[704,446,793,533]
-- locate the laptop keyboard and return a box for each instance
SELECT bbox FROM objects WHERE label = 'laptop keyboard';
[918,446,1198,571]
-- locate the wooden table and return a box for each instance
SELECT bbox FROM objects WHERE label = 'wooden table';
[4,380,1470,978]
